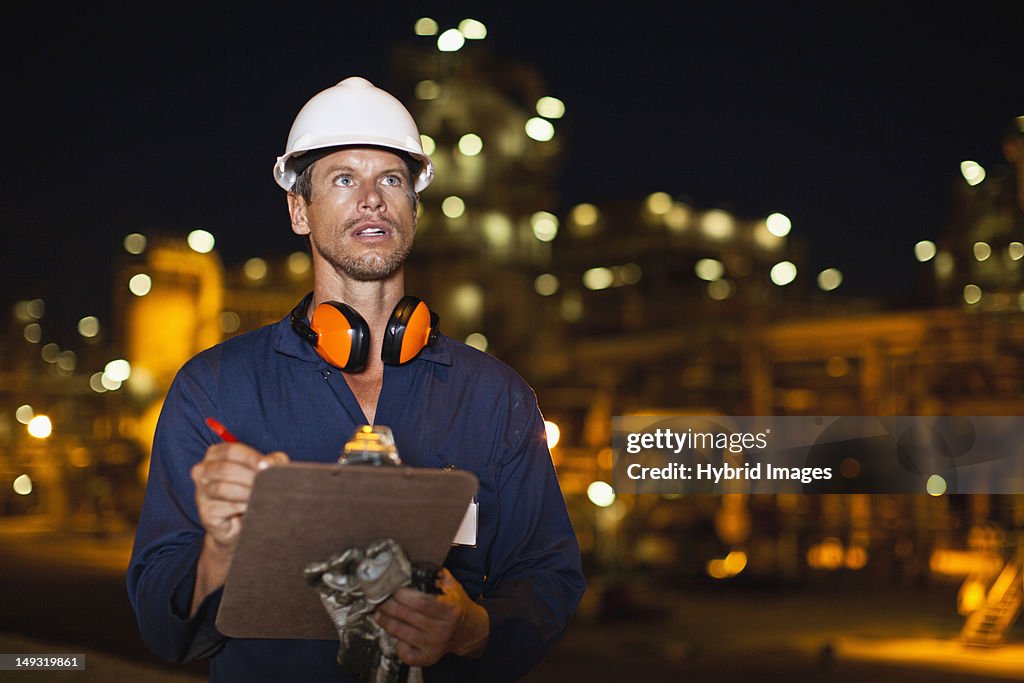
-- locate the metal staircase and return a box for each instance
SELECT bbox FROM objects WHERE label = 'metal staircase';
[960,551,1023,646]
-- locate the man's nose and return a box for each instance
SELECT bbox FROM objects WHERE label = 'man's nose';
[359,185,386,211]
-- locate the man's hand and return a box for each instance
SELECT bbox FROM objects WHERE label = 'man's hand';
[374,568,490,667]
[189,442,289,615]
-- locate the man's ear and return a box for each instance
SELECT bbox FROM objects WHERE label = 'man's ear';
[287,193,310,236]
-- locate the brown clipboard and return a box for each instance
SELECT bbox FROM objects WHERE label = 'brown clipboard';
[215,463,478,640]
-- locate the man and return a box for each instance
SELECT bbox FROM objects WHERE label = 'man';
[127,77,585,682]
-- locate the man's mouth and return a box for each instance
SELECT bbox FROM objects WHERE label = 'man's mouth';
[353,224,389,238]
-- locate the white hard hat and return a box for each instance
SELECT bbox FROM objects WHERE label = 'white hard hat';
[274,77,435,192]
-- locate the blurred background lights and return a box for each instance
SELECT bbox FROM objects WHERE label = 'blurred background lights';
[457,133,483,156]
[545,421,561,449]
[934,251,955,279]
[973,242,991,261]
[129,273,152,296]
[646,192,673,215]
[89,372,107,393]
[12,474,32,496]
[27,299,44,320]
[15,405,33,425]
[100,374,122,391]
[482,213,512,248]
[927,474,947,496]
[57,350,76,372]
[458,18,487,39]
[583,267,614,290]
[41,343,60,363]
[244,257,268,281]
[441,196,465,219]
[77,316,100,338]
[1009,242,1024,261]
[963,284,982,305]
[419,134,436,156]
[701,210,734,240]
[287,251,311,275]
[707,279,733,301]
[415,80,441,100]
[620,263,642,284]
[23,323,41,343]
[766,212,792,237]
[123,233,147,255]
[534,273,560,296]
[771,261,798,286]
[664,204,691,232]
[817,268,843,291]
[187,229,216,253]
[465,332,488,352]
[695,258,725,281]
[531,211,559,242]
[960,160,986,186]
[437,28,465,52]
[414,17,438,35]
[220,311,241,334]
[914,240,937,262]
[27,415,52,439]
[525,117,555,142]
[535,96,565,119]
[104,359,131,383]
[587,481,616,507]
[571,203,598,227]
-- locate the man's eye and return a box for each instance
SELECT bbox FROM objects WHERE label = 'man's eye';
[334,176,353,187]
[381,175,402,186]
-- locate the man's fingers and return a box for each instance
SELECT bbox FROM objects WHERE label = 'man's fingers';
[201,442,269,469]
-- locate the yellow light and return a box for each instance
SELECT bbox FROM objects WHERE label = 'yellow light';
[926,474,947,496]
[545,421,561,449]
[437,28,465,52]
[583,267,614,290]
[415,79,441,100]
[587,481,616,507]
[287,251,311,275]
[935,252,955,279]
[89,372,107,393]
[706,559,728,579]
[770,261,797,286]
[534,273,560,296]
[458,133,483,156]
[187,229,216,254]
[100,374,122,391]
[27,415,52,439]
[701,210,734,239]
[707,280,733,301]
[451,284,483,318]
[27,299,44,320]
[104,359,131,382]
[664,203,691,232]
[826,356,850,378]
[845,546,869,570]
[973,242,991,261]
[914,240,937,262]
[766,212,792,237]
[817,268,843,291]
[57,350,76,372]
[482,212,512,248]
[525,117,555,142]
[13,474,32,495]
[960,579,987,613]
[465,332,488,351]
[23,323,41,344]
[458,18,487,39]
[41,343,59,363]
[531,211,559,242]
[220,311,241,334]
[123,233,147,255]
[129,273,152,296]
[77,316,100,338]
[963,284,982,305]
[244,257,268,281]
[960,160,986,186]
[420,134,436,156]
[1009,242,1024,261]
[414,17,438,36]
[535,96,565,119]
[695,258,724,281]
[620,263,642,284]
[723,550,748,575]
[646,192,673,215]
[12,473,34,496]
[15,405,33,424]
[441,196,465,219]
[570,203,599,236]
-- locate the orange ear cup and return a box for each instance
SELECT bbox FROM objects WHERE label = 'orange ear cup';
[399,300,434,364]
[310,302,370,372]
[381,297,439,366]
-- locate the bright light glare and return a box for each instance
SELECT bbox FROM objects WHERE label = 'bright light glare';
[534,274,559,296]
[914,240,937,262]
[458,19,487,39]
[536,96,565,119]
[104,359,132,382]
[123,233,147,254]
[442,196,465,219]
[129,274,152,296]
[244,258,268,280]
[287,251,311,275]
[701,210,734,240]
[646,192,673,215]
[545,421,561,449]
[1009,242,1024,261]
[695,258,724,282]
[571,203,598,226]
[437,28,465,52]
[963,284,982,305]
[583,267,614,290]
[420,134,436,156]
[525,117,555,142]
[587,481,616,507]
[187,229,215,254]
[770,261,798,286]
[78,316,100,338]
[927,474,947,496]
[13,474,32,496]
[817,268,843,291]
[973,242,992,262]
[414,17,438,35]
[458,133,483,156]
[960,160,986,186]
[465,333,488,352]
[531,211,559,242]
[766,213,792,237]
[15,405,33,424]
[27,415,52,439]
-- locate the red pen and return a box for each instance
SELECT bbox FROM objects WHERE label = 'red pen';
[205,417,239,443]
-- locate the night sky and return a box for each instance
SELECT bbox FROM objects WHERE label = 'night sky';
[2,3,1022,348]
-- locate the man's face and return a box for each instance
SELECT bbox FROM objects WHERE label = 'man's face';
[289,148,417,282]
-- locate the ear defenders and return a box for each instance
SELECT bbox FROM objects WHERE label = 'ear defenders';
[290,292,439,372]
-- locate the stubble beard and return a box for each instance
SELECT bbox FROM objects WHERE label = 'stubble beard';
[312,216,415,282]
